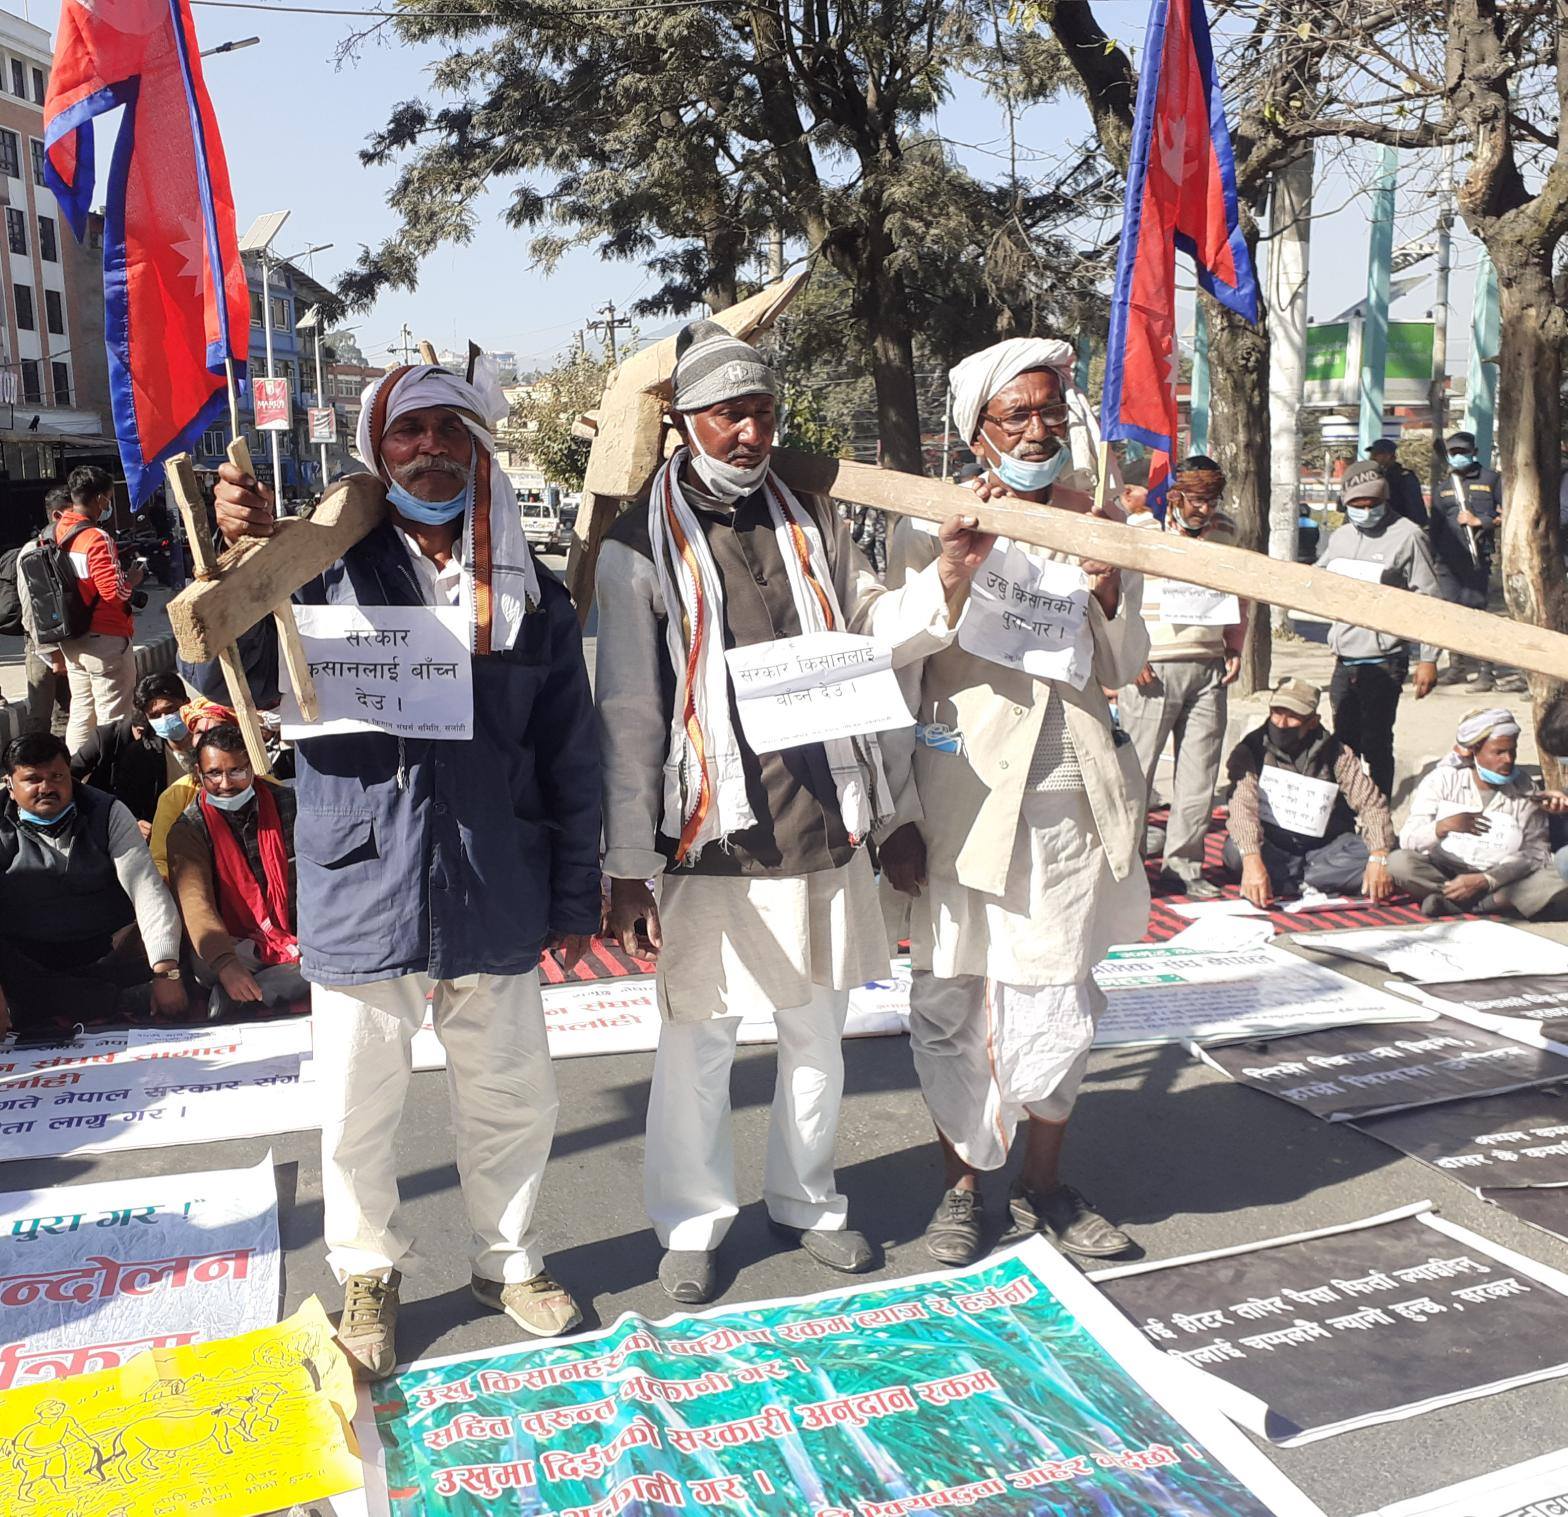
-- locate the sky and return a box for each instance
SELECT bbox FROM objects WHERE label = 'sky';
[24,0,1490,380]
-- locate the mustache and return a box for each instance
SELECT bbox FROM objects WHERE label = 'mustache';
[392,455,468,483]
[1010,440,1060,462]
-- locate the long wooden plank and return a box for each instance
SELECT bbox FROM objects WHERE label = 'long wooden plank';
[168,472,387,663]
[769,451,1568,682]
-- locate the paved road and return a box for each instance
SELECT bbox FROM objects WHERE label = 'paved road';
[9,938,1568,1516]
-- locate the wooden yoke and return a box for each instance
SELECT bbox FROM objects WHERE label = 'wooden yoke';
[565,271,809,621]
[165,454,388,765]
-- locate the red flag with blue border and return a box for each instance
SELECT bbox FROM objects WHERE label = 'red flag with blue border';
[44,0,249,505]
[1100,0,1258,514]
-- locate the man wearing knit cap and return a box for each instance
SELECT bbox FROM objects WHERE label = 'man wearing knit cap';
[1315,459,1442,798]
[1389,707,1568,919]
[1221,677,1396,906]
[1120,453,1247,900]
[212,360,603,1374]
[881,337,1149,1268]
[595,319,992,1305]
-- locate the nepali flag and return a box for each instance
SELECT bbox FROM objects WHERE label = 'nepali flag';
[1100,0,1257,514]
[44,0,249,505]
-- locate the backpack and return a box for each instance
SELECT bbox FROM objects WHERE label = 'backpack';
[0,546,22,637]
[20,523,93,646]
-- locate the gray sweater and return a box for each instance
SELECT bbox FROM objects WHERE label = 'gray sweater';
[1315,515,1440,664]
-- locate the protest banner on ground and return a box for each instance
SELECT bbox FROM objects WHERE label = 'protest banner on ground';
[1301,920,1568,984]
[1356,1447,1568,1517]
[1194,1015,1568,1120]
[0,1021,315,1160]
[1351,1086,1568,1190]
[1092,1203,1568,1445]
[1091,943,1431,1048]
[0,1296,358,1515]
[1383,972,1568,1047]
[355,1236,1321,1516]
[411,967,911,1069]
[0,1156,279,1395]
[279,604,474,740]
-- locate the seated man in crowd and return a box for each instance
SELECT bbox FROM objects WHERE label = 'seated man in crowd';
[167,724,306,1017]
[1389,708,1568,920]
[71,671,196,837]
[1222,678,1395,906]
[0,733,186,1035]
[148,695,239,877]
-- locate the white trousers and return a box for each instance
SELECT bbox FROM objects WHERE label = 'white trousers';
[645,986,850,1250]
[61,633,135,753]
[313,970,558,1285]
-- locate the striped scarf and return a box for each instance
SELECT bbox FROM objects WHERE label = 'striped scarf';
[648,450,891,865]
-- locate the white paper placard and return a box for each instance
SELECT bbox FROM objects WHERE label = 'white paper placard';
[1306,920,1568,984]
[1151,578,1241,626]
[1434,805,1525,871]
[1257,767,1340,839]
[725,631,911,753]
[1324,557,1387,585]
[956,539,1093,687]
[0,1156,279,1392]
[1357,1449,1568,1517]
[279,603,473,741]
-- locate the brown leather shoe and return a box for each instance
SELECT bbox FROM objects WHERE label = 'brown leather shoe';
[338,1270,400,1381]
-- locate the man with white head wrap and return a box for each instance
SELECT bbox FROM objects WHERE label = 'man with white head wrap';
[212,361,602,1375]
[1390,706,1568,920]
[594,319,993,1305]
[880,337,1150,1269]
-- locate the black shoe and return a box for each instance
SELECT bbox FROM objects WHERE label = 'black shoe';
[658,1249,717,1304]
[769,1220,875,1273]
[924,1187,984,1267]
[1010,1181,1133,1259]
[1162,868,1220,901]
[1421,893,1461,918]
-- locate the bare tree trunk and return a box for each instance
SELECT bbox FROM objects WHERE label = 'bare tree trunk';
[1205,290,1273,694]
[1492,252,1568,775]
[854,250,925,473]
[1266,148,1313,629]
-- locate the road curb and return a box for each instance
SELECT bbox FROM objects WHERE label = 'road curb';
[1,633,176,748]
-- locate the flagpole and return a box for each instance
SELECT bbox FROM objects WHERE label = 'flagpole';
[224,356,241,447]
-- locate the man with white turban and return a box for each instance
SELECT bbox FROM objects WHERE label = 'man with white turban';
[880,337,1149,1268]
[213,360,602,1375]
[1389,707,1568,920]
[595,319,993,1305]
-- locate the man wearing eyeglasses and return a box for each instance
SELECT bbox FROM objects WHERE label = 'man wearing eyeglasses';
[1119,456,1246,901]
[880,338,1149,1269]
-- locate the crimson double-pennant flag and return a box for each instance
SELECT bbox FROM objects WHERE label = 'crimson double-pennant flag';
[1100,0,1258,512]
[44,0,249,505]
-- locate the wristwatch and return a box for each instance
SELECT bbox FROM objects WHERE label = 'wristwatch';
[1368,851,1389,864]
[153,965,182,981]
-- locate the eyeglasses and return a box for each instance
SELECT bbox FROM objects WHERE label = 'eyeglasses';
[980,404,1071,436]
[1167,490,1219,509]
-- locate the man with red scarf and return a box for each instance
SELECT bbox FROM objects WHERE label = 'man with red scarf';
[166,724,305,1016]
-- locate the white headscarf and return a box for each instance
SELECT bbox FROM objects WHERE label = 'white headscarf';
[355,360,540,654]
[948,337,1110,494]
[1456,707,1520,749]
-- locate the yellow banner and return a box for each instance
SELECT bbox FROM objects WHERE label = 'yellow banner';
[0,1297,361,1516]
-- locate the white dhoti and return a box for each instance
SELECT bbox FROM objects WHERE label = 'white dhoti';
[313,970,557,1284]
[645,851,886,1249]
[910,786,1149,1170]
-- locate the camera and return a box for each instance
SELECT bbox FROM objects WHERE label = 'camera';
[130,590,149,610]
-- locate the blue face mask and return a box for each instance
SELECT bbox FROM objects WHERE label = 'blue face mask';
[1347,504,1386,530]
[990,446,1069,494]
[1476,764,1512,787]
[205,785,256,813]
[17,801,75,827]
[1448,453,1475,472]
[149,713,189,742]
[387,461,472,526]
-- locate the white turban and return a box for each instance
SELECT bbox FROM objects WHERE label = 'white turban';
[1456,706,1520,749]
[948,337,1112,494]
[354,359,540,655]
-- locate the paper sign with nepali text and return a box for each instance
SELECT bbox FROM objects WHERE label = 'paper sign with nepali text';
[1151,578,1241,626]
[725,631,911,753]
[1257,767,1339,840]
[956,539,1094,687]
[357,1236,1321,1516]
[280,603,474,741]
[0,1297,359,1516]
[0,1156,279,1396]
[1305,920,1568,985]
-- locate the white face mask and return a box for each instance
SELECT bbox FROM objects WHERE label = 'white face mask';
[687,429,770,503]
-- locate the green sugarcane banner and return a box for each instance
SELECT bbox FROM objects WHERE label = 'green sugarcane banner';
[357,1238,1322,1516]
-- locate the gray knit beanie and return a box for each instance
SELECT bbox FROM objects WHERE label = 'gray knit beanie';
[670,319,776,412]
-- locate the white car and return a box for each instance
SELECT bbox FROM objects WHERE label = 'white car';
[521,501,569,553]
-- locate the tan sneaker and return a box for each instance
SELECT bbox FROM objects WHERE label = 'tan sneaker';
[472,1270,583,1337]
[338,1269,401,1380]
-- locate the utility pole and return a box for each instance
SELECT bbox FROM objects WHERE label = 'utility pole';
[586,302,632,364]
[1428,146,1454,489]
[1359,145,1399,454]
